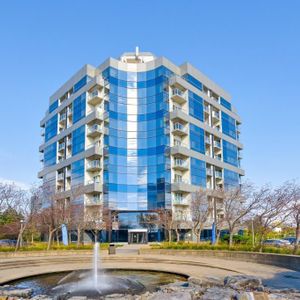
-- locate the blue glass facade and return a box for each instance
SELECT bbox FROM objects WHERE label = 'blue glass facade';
[182,73,203,91]
[49,100,58,113]
[190,157,206,187]
[71,159,85,186]
[224,169,240,189]
[190,124,205,154]
[44,142,56,167]
[223,140,238,167]
[102,66,172,212]
[221,112,237,139]
[73,93,86,123]
[72,125,85,155]
[189,91,204,122]
[220,97,232,111]
[73,75,90,93]
[45,114,58,142]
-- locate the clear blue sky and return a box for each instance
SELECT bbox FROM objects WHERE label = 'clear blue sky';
[0,0,299,188]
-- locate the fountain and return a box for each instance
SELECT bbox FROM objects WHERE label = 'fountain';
[93,242,99,289]
[6,243,186,299]
[50,243,145,298]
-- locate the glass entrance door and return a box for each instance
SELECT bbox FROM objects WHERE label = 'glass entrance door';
[128,231,147,244]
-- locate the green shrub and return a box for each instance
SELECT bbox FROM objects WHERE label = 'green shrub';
[151,242,300,255]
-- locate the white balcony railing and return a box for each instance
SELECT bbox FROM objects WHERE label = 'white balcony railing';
[174,159,188,168]
[57,173,64,181]
[212,111,220,119]
[215,171,222,179]
[87,160,101,169]
[87,124,101,135]
[214,140,221,148]
[58,143,65,151]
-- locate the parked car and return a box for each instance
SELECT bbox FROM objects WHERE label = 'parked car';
[262,239,291,247]
[283,237,299,244]
[0,239,16,247]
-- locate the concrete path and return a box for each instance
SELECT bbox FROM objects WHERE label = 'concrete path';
[0,244,299,291]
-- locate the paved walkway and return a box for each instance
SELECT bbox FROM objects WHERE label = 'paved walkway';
[0,244,299,291]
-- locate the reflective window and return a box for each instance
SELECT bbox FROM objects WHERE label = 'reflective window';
[48,100,58,113]
[72,125,85,155]
[223,140,238,167]
[44,142,56,167]
[45,114,57,142]
[221,112,236,139]
[220,97,232,111]
[71,159,84,186]
[190,124,205,154]
[103,66,172,211]
[73,75,90,93]
[224,169,240,189]
[189,91,203,122]
[73,93,86,123]
[190,157,206,187]
[182,73,203,91]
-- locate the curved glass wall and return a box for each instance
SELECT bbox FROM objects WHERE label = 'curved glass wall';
[102,66,172,212]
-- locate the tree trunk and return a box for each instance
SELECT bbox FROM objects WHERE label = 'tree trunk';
[31,234,34,244]
[229,231,234,247]
[77,228,81,247]
[176,229,180,242]
[15,233,21,252]
[168,230,172,243]
[56,231,60,246]
[47,229,55,251]
[216,230,221,245]
[293,220,300,254]
[195,230,200,244]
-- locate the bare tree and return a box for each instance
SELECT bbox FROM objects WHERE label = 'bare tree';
[254,184,292,251]
[156,209,173,242]
[172,207,190,242]
[288,182,300,253]
[190,189,212,243]
[84,205,106,242]
[219,183,261,247]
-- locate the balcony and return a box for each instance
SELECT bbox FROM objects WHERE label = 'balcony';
[173,198,189,206]
[214,140,221,149]
[86,160,101,171]
[86,195,102,206]
[204,105,209,114]
[215,171,223,179]
[171,88,187,104]
[88,89,103,105]
[87,124,102,137]
[59,113,67,123]
[40,128,45,137]
[66,170,71,178]
[57,173,64,181]
[206,168,213,176]
[205,136,211,144]
[173,159,189,171]
[85,179,102,193]
[67,139,72,147]
[67,107,73,117]
[212,111,220,120]
[214,155,222,161]
[58,142,65,152]
[172,123,188,136]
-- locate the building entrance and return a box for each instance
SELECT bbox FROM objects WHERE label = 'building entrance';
[128,229,148,244]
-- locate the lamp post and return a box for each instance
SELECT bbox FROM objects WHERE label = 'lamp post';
[251,218,255,248]
[20,219,24,248]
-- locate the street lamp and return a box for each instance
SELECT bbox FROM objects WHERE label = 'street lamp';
[20,219,24,248]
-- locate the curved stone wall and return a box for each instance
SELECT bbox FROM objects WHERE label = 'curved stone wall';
[139,249,300,272]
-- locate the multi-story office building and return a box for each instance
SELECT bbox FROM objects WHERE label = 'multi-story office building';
[38,50,244,243]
